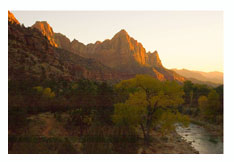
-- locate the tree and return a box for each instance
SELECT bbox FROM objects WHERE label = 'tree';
[207,90,221,122]
[198,95,208,118]
[43,88,55,98]
[95,82,115,124]
[68,108,93,135]
[192,84,210,107]
[183,81,194,106]
[113,75,186,141]
[198,90,221,122]
[215,85,223,114]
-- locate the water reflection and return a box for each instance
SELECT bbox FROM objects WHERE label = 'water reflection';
[176,123,223,154]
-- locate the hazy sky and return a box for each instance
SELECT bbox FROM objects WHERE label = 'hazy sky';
[12,11,223,72]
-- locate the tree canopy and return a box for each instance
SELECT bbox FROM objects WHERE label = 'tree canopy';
[113,75,188,141]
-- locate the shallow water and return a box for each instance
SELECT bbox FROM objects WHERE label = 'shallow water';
[176,123,223,154]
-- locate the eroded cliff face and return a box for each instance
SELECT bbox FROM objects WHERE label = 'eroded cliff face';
[80,29,163,69]
[31,22,163,69]
[9,15,128,82]
[54,33,71,50]
[30,21,184,82]
[32,21,58,47]
[147,51,162,68]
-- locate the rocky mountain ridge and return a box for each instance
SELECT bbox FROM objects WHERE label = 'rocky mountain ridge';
[8,12,130,83]
[31,21,184,82]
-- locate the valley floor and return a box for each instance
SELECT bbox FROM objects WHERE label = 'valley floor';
[9,112,198,154]
[137,128,198,154]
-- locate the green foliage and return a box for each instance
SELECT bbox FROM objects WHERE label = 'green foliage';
[183,81,194,105]
[33,86,43,93]
[198,90,222,123]
[158,110,177,134]
[198,96,208,117]
[67,108,93,135]
[113,75,186,141]
[43,88,55,98]
[177,112,190,127]
[113,91,147,127]
[183,81,211,107]
[208,90,220,112]
[95,82,115,125]
[33,86,56,98]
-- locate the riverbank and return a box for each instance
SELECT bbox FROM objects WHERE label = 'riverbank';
[176,123,223,154]
[190,118,223,138]
[137,129,199,154]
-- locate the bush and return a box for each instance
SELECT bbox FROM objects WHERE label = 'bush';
[8,107,28,131]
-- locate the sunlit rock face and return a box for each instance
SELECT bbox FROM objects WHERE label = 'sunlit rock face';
[30,21,185,82]
[8,11,20,25]
[147,51,163,68]
[75,29,165,73]
[32,21,58,47]
[8,13,129,82]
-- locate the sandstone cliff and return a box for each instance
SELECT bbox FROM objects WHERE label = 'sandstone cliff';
[30,21,184,82]
[9,15,127,82]
[32,21,58,47]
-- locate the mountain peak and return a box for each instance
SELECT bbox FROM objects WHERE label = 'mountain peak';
[32,21,58,47]
[117,29,129,35]
[8,11,20,25]
[119,29,128,34]
[35,21,49,24]
[112,29,130,39]
[33,21,54,33]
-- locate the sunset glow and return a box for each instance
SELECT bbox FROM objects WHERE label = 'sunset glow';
[12,11,223,72]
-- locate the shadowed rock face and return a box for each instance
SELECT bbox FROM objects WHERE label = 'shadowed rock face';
[28,19,184,82]
[9,15,131,82]
[54,33,71,50]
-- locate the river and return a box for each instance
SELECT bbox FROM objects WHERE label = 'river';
[176,123,223,154]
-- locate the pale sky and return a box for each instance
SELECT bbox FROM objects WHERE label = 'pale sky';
[12,11,223,72]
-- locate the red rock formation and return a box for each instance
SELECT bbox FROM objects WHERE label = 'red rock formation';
[9,16,128,82]
[70,39,87,55]
[147,51,162,67]
[54,33,71,50]
[8,11,20,25]
[72,29,164,71]
[32,21,58,47]
[30,21,185,82]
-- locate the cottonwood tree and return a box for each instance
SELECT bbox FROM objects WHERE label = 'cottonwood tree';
[113,75,188,142]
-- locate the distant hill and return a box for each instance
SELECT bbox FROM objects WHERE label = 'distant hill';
[172,68,223,86]
[186,77,220,87]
